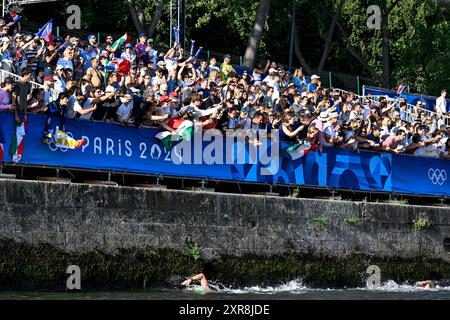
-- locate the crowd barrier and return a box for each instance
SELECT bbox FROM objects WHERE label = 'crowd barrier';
[0,112,449,197]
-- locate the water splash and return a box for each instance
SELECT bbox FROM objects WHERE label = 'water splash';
[206,279,450,295]
[208,279,308,295]
[358,280,450,293]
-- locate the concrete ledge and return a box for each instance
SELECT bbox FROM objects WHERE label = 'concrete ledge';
[36,176,72,184]
[133,183,167,189]
[189,187,215,192]
[0,173,16,179]
[81,180,118,186]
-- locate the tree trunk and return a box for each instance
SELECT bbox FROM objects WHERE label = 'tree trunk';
[317,0,345,75]
[381,0,390,88]
[128,0,146,35]
[294,30,312,75]
[148,0,165,38]
[243,0,271,67]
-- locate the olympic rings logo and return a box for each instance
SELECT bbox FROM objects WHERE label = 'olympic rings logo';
[428,168,447,185]
[48,132,74,153]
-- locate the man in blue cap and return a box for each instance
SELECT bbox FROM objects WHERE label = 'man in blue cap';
[135,32,149,65]
[87,34,99,59]
[121,43,137,67]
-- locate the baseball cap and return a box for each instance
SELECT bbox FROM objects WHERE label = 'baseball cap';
[44,75,54,82]
[311,74,320,80]
[125,43,133,49]
[14,33,22,38]
[224,54,231,59]
[88,34,96,41]
[186,79,195,86]
[169,92,179,99]
[55,64,64,70]
[147,38,154,43]
[138,33,147,38]
[1,36,10,42]
[268,68,277,74]
[157,61,166,68]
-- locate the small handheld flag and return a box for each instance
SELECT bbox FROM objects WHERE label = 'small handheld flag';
[10,12,22,23]
[396,84,406,96]
[111,33,131,52]
[36,19,54,47]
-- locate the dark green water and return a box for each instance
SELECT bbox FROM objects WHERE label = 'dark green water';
[1,280,450,300]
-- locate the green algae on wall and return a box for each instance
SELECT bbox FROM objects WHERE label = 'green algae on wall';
[1,240,450,290]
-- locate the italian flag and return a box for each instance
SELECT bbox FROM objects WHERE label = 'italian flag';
[283,141,317,160]
[9,119,27,163]
[155,119,194,151]
[111,33,131,52]
[105,58,131,75]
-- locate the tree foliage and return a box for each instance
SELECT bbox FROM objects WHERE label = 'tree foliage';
[19,0,450,95]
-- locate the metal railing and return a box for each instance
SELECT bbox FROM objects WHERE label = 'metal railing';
[334,87,450,126]
[0,69,43,90]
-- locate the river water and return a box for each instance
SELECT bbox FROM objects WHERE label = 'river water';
[1,280,450,300]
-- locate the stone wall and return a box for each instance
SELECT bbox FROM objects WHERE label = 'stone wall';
[1,179,450,289]
[1,179,450,260]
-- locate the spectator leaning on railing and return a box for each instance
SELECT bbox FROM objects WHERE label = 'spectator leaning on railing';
[0,12,448,161]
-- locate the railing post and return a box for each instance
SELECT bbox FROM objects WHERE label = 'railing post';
[357,76,360,95]
[207,50,210,61]
[328,71,332,88]
[240,56,243,66]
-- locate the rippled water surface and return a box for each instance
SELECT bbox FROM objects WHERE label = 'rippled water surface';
[1,280,450,300]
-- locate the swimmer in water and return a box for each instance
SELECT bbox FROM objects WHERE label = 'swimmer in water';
[181,273,212,293]
[416,280,434,289]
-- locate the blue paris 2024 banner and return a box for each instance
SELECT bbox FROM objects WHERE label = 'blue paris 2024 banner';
[0,112,449,197]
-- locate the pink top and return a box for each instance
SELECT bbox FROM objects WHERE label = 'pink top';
[0,88,13,110]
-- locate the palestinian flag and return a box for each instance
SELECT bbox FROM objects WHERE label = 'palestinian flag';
[105,58,131,75]
[9,119,27,163]
[155,119,194,150]
[111,33,131,52]
[282,141,317,160]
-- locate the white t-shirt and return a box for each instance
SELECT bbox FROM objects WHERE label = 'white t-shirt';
[151,76,163,87]
[116,101,133,120]
[74,97,94,120]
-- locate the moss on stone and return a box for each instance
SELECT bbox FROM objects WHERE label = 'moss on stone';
[1,240,450,291]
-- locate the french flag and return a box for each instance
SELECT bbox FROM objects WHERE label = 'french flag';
[396,84,406,96]
[10,12,22,23]
[36,19,54,47]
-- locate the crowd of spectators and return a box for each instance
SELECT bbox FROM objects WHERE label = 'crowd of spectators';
[0,11,449,159]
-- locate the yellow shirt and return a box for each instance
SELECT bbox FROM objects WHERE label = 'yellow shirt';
[220,63,235,81]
